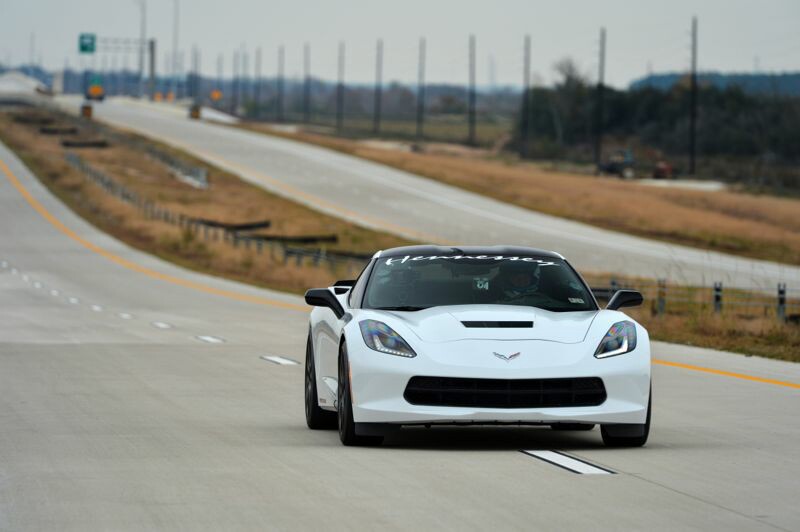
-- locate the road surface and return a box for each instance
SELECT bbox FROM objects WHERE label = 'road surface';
[53,95,800,290]
[2,138,799,530]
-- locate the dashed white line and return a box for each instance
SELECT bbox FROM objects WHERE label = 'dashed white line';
[90,305,104,312]
[33,281,42,289]
[151,321,172,330]
[196,335,225,344]
[22,274,29,282]
[118,312,133,320]
[521,451,615,475]
[68,297,80,305]
[260,355,300,366]
[50,289,60,296]
[0,260,8,268]
[11,268,18,274]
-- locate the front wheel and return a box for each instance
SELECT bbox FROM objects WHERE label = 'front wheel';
[338,343,383,446]
[305,331,337,430]
[601,387,651,447]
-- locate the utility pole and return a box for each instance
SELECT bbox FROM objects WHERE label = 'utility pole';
[468,34,477,145]
[689,16,698,175]
[254,47,262,117]
[373,38,383,134]
[594,27,606,167]
[171,0,179,98]
[303,43,311,123]
[136,0,146,97]
[216,52,223,101]
[520,34,531,156]
[148,39,156,100]
[277,45,285,122]
[336,41,345,132]
[415,37,426,141]
[232,50,239,114]
[241,47,249,105]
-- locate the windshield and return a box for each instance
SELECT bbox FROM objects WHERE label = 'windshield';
[363,254,596,312]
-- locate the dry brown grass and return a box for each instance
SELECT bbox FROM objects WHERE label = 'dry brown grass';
[245,124,800,265]
[0,111,410,293]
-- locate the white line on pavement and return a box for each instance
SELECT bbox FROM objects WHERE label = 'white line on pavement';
[260,355,300,366]
[196,335,225,344]
[520,451,615,475]
[90,305,103,312]
[50,289,60,296]
[68,297,80,304]
[151,321,173,330]
[118,313,133,319]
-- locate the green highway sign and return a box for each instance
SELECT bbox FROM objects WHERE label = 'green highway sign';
[79,33,96,54]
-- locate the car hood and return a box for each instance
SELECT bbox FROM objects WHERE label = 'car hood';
[370,305,599,344]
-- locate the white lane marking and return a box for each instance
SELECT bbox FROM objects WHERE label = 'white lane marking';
[196,335,225,344]
[90,305,103,312]
[11,268,18,274]
[118,312,133,319]
[50,289,60,296]
[521,451,615,475]
[33,281,42,289]
[68,297,80,304]
[260,355,300,366]
[22,274,29,282]
[0,261,7,268]
[151,321,173,330]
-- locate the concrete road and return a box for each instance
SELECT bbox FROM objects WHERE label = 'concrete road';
[54,96,800,290]
[2,139,799,531]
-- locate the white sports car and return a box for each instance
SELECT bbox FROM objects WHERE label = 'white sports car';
[304,246,651,447]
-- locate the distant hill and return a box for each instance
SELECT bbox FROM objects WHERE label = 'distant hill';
[629,72,800,96]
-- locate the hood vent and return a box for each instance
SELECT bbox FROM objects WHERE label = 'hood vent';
[461,321,533,328]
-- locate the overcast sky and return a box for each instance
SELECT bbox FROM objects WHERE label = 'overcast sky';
[1,0,799,88]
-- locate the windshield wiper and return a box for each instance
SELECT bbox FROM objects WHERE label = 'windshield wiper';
[372,306,429,312]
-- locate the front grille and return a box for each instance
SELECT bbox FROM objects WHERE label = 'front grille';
[404,376,606,409]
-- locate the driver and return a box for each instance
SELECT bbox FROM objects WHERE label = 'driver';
[496,261,540,302]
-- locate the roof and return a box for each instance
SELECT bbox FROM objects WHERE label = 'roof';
[376,245,564,259]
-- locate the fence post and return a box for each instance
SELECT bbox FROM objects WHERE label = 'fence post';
[777,283,786,322]
[713,282,723,313]
[657,278,666,316]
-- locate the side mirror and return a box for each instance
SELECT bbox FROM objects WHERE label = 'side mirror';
[305,288,345,319]
[606,290,643,311]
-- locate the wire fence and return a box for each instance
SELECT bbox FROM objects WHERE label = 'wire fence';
[63,152,372,277]
[585,275,799,323]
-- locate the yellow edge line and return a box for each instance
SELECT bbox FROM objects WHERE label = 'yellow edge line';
[653,359,800,389]
[0,157,307,312]
[4,151,798,390]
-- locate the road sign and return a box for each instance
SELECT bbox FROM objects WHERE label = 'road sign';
[210,89,222,102]
[79,33,96,54]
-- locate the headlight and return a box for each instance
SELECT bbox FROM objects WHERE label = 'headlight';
[359,320,417,358]
[594,321,637,359]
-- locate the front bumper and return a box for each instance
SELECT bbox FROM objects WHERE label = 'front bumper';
[348,338,650,425]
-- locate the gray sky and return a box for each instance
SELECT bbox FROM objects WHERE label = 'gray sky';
[1,0,799,88]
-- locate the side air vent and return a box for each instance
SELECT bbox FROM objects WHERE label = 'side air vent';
[461,321,533,328]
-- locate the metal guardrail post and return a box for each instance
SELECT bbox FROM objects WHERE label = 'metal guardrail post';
[777,283,786,322]
[713,282,723,313]
[657,278,666,316]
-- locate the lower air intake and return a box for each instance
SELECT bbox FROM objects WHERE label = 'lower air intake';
[404,376,606,409]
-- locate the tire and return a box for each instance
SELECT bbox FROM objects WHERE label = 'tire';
[338,343,383,446]
[550,423,595,431]
[305,331,337,430]
[601,387,651,447]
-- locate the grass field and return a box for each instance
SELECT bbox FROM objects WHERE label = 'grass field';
[245,124,800,266]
